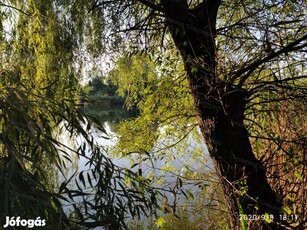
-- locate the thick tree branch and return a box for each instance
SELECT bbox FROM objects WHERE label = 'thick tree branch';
[136,0,165,13]
[234,34,307,87]
[249,75,307,93]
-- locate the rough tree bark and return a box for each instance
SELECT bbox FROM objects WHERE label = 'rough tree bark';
[160,0,284,229]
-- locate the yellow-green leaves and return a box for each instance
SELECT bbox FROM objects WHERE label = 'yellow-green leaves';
[110,54,158,109]
[111,52,196,156]
[155,216,166,228]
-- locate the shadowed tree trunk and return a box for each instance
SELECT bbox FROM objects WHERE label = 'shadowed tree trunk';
[161,0,284,229]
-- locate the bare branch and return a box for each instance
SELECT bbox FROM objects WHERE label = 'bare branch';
[0,3,32,18]
[234,34,307,87]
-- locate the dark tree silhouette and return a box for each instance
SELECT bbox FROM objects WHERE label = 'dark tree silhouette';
[90,0,307,229]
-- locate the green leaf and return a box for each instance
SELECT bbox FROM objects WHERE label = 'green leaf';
[155,216,166,228]
[294,171,303,180]
[283,206,292,215]
[59,172,76,193]
[264,213,273,223]
[79,171,86,187]
[238,204,248,230]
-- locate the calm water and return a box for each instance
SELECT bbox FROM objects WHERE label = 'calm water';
[58,107,215,228]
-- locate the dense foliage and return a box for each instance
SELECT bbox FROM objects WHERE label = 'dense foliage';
[0,0,306,229]
[88,0,306,229]
[0,1,157,229]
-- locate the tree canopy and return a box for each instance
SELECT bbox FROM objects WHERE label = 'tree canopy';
[90,0,306,229]
[0,1,158,229]
[0,0,306,229]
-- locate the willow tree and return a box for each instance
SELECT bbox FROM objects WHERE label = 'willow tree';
[90,0,307,229]
[0,1,156,229]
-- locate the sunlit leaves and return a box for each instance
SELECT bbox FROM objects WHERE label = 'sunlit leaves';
[155,216,166,228]
[110,52,196,155]
[107,51,220,228]
[0,1,159,229]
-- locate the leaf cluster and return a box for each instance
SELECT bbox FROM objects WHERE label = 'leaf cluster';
[0,1,160,229]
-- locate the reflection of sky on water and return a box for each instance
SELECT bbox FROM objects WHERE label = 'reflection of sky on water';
[58,121,216,228]
[86,123,214,202]
[76,122,213,179]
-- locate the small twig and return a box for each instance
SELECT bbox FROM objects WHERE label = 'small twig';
[0,3,32,18]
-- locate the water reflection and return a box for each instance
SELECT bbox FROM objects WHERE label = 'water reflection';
[60,105,215,228]
[83,103,139,132]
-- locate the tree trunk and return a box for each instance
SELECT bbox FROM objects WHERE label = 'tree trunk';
[161,1,284,229]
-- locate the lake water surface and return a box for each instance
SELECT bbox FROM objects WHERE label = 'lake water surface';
[58,107,216,228]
